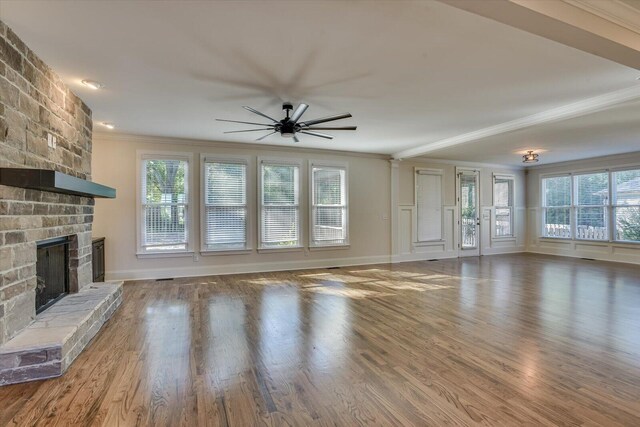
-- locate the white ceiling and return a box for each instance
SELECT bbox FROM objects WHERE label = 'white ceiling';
[425,98,640,167]
[1,0,639,163]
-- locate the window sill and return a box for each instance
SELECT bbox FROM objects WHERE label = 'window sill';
[257,246,304,254]
[492,236,516,241]
[200,248,253,256]
[413,239,445,247]
[309,244,350,252]
[136,251,194,259]
[539,237,573,242]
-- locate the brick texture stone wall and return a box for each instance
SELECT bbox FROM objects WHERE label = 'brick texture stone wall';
[0,20,94,345]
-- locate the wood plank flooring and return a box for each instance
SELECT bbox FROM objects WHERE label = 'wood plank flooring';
[1,253,640,426]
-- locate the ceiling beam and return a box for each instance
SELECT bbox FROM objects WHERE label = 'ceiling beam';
[438,0,640,69]
[392,85,640,160]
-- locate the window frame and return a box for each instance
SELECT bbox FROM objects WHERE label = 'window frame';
[612,168,640,244]
[573,171,610,241]
[136,150,194,258]
[492,174,515,239]
[308,160,350,249]
[540,167,640,245]
[414,168,444,243]
[200,154,252,255]
[541,174,573,240]
[257,157,304,252]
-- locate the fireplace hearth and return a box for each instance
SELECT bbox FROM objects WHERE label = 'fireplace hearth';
[35,237,71,314]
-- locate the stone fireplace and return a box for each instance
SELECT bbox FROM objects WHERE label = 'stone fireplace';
[0,21,121,385]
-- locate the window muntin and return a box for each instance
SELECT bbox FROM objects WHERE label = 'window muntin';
[203,160,248,251]
[613,169,640,243]
[311,165,348,246]
[260,162,301,248]
[574,172,608,241]
[141,158,189,252]
[494,176,514,238]
[542,176,572,238]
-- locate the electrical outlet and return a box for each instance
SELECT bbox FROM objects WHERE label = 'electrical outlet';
[193,253,200,262]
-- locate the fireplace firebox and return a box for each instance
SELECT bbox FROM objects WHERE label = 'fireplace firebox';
[35,237,71,314]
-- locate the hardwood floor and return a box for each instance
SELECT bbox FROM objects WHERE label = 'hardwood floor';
[1,253,640,426]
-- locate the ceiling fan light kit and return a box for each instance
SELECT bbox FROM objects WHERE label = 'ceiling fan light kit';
[217,102,357,143]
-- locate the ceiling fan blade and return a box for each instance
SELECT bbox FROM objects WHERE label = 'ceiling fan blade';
[293,135,300,143]
[299,130,333,140]
[256,131,278,141]
[216,118,273,126]
[224,128,274,134]
[243,106,279,123]
[300,113,352,127]
[289,103,309,123]
[305,126,357,131]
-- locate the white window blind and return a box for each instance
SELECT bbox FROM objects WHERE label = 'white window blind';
[613,169,640,242]
[311,165,348,246]
[574,172,608,241]
[542,176,571,238]
[141,158,189,252]
[203,160,247,250]
[416,172,442,241]
[260,162,300,248]
[494,176,514,237]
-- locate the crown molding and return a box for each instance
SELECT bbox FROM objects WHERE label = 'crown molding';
[525,150,640,171]
[392,85,640,160]
[564,0,640,35]
[93,131,391,160]
[407,156,525,171]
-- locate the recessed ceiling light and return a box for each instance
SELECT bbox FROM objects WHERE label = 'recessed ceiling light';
[81,79,104,90]
[100,122,115,129]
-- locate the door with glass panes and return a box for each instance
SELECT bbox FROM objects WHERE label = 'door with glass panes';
[458,169,480,256]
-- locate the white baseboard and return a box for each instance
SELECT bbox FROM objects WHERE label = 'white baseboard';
[526,248,640,265]
[106,255,392,281]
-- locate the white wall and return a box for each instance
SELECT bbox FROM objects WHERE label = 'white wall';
[393,158,526,262]
[92,133,392,280]
[526,152,640,265]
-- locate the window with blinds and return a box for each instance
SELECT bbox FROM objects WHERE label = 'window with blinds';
[416,171,442,242]
[140,158,189,252]
[203,160,247,251]
[542,176,571,238]
[613,169,640,242]
[260,161,300,248]
[494,176,514,238]
[311,165,348,246]
[574,172,608,241]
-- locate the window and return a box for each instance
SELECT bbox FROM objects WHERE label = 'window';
[139,155,191,253]
[415,170,442,241]
[574,172,608,241]
[493,175,514,238]
[202,158,248,251]
[311,164,348,247]
[542,176,571,238]
[613,169,640,242]
[259,160,301,248]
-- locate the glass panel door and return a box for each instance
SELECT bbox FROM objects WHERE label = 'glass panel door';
[459,171,480,256]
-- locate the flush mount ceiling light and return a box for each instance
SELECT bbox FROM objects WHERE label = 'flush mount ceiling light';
[522,150,539,163]
[81,80,104,90]
[100,122,114,129]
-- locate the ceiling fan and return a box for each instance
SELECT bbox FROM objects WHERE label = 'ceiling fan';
[216,102,357,142]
